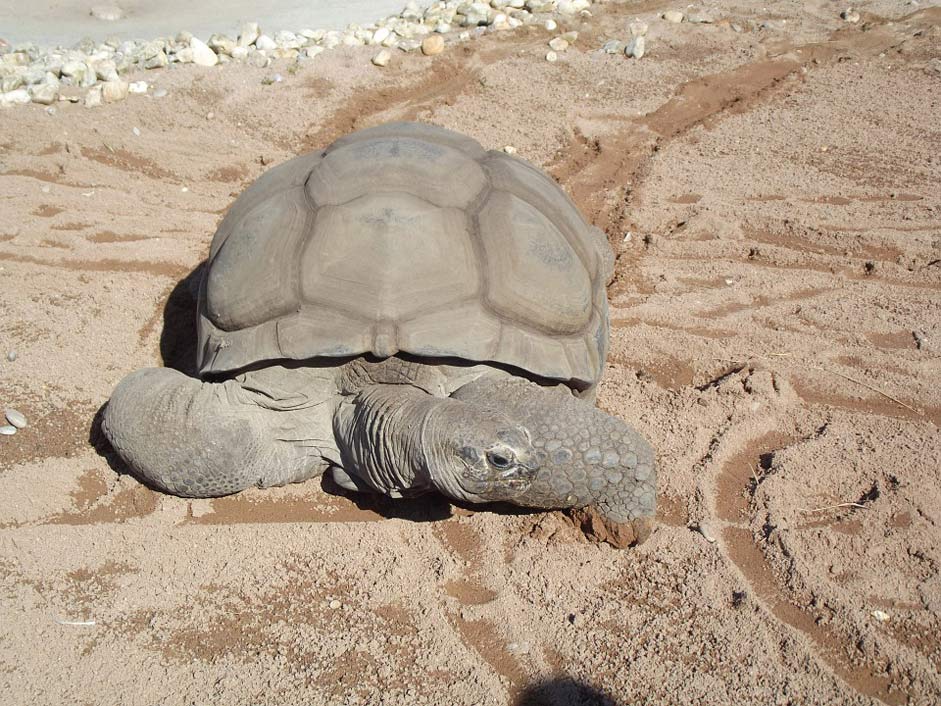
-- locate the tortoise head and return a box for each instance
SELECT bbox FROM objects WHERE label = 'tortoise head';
[420,402,540,503]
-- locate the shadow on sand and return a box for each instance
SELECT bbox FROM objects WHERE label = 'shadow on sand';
[516,678,622,706]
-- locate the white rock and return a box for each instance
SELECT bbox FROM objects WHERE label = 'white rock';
[190,37,218,66]
[544,19,557,31]
[132,126,140,136]
[662,10,685,23]
[696,523,717,543]
[90,5,123,21]
[841,8,861,22]
[102,78,128,102]
[128,80,147,93]
[1,88,31,106]
[371,49,392,66]
[0,425,15,436]
[372,27,392,44]
[301,46,324,60]
[626,35,645,59]
[208,34,236,55]
[29,81,59,105]
[328,600,342,610]
[686,11,714,24]
[503,145,517,154]
[153,88,168,98]
[91,59,119,81]
[422,34,445,55]
[255,34,277,51]
[545,50,558,62]
[557,0,589,15]
[238,22,261,47]
[602,39,623,54]
[275,30,300,49]
[4,409,26,429]
[84,85,102,107]
[548,37,569,51]
[871,610,890,622]
[174,48,194,64]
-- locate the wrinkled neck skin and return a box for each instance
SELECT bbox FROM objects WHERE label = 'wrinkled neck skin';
[333,385,437,497]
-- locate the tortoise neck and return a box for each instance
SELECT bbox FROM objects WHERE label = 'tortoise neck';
[333,384,438,497]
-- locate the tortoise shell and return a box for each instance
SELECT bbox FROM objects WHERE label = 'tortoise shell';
[197,122,613,389]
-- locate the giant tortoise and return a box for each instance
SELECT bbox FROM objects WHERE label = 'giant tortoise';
[103,122,656,541]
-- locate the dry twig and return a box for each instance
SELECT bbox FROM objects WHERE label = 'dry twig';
[797,502,868,513]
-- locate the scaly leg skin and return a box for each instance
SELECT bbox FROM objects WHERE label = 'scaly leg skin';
[452,375,657,547]
[102,366,338,497]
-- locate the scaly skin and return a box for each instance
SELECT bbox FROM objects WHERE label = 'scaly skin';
[452,376,657,522]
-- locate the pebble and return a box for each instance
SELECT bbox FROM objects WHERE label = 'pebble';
[548,37,569,52]
[663,10,685,23]
[102,79,129,102]
[0,425,15,436]
[687,12,714,24]
[190,37,219,66]
[5,409,26,429]
[84,85,103,107]
[328,599,342,610]
[544,19,558,31]
[545,50,558,62]
[255,34,277,51]
[603,40,624,54]
[238,22,260,47]
[90,5,123,21]
[153,88,168,98]
[503,145,517,154]
[132,126,141,136]
[371,49,392,67]
[422,34,445,56]
[841,8,861,23]
[626,35,645,59]
[29,82,59,105]
[696,522,717,543]
[128,80,148,94]
[871,610,890,622]
[5,351,15,362]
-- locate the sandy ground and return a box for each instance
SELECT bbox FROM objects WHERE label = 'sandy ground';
[1,1,940,704]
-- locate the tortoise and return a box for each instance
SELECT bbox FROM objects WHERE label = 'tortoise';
[102,122,656,540]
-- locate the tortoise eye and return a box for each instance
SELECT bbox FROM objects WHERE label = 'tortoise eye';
[487,451,513,469]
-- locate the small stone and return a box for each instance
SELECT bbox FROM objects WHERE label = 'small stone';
[602,39,623,54]
[548,37,569,52]
[153,88,167,98]
[630,21,649,37]
[142,51,168,69]
[422,34,445,55]
[686,11,714,24]
[545,50,558,62]
[372,27,392,45]
[626,35,645,59]
[255,34,277,51]
[190,37,218,66]
[371,49,392,67]
[6,351,15,362]
[90,5,123,21]
[301,46,324,60]
[696,522,717,543]
[4,409,26,429]
[663,10,685,23]
[841,8,861,23]
[208,34,236,55]
[29,81,59,105]
[102,79,128,102]
[0,425,15,436]
[128,80,147,94]
[871,609,890,622]
[230,46,248,60]
[132,126,140,136]
[544,19,557,31]
[238,22,260,47]
[329,600,342,610]
[84,85,103,107]
[503,145,517,155]
[274,30,300,49]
